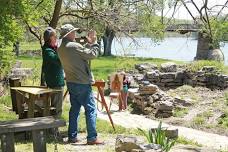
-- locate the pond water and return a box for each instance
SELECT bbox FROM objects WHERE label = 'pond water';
[111,37,228,64]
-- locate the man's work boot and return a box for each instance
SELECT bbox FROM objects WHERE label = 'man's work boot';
[68,138,80,143]
[87,139,104,145]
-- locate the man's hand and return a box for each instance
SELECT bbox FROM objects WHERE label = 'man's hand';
[86,30,97,44]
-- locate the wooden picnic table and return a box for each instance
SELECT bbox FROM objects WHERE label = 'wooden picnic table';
[11,86,62,118]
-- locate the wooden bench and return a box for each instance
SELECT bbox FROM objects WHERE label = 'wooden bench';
[0,116,66,152]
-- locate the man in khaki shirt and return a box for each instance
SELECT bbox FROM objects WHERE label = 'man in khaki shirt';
[58,24,103,145]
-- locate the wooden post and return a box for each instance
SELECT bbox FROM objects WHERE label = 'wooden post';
[97,86,115,131]
[16,92,23,119]
[32,130,46,152]
[43,93,51,116]
[1,133,15,152]
[9,78,21,113]
[28,94,35,118]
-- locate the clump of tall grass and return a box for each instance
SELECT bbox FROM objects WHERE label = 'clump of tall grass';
[186,60,225,73]
[138,121,176,152]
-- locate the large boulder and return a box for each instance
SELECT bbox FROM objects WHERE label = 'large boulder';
[207,49,224,61]
[115,135,162,152]
[115,135,144,152]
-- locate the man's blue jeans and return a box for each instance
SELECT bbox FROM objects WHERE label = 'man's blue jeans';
[67,82,97,142]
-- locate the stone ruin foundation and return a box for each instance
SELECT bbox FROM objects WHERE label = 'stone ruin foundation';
[126,62,228,118]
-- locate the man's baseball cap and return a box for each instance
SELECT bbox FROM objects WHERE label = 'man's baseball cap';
[60,24,79,38]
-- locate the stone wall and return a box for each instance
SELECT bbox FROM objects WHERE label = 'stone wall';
[9,61,33,79]
[20,50,41,57]
[135,62,228,90]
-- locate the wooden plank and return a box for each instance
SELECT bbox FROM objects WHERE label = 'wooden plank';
[22,86,47,88]
[11,87,62,95]
[9,78,21,113]
[32,130,46,152]
[15,91,23,118]
[0,117,66,134]
[1,133,15,152]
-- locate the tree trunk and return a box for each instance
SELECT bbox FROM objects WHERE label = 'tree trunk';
[49,0,62,29]
[103,26,115,56]
[13,41,20,57]
[97,38,102,56]
[194,32,213,60]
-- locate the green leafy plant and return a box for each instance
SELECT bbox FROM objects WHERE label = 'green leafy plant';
[138,121,176,152]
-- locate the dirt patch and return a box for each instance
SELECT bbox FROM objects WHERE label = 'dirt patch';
[163,85,228,136]
[63,133,116,152]
[128,85,228,136]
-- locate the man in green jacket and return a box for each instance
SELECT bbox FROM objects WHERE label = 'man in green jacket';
[58,24,103,145]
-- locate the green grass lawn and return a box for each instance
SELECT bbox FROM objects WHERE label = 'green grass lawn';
[18,55,181,82]
[5,41,41,52]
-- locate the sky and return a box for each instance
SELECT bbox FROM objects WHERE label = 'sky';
[164,0,228,20]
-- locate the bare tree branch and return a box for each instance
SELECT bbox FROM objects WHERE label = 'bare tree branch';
[190,0,207,23]
[35,0,44,9]
[216,0,228,18]
[42,16,50,25]
[191,0,201,13]
[166,1,180,25]
[180,0,196,20]
[199,0,207,14]
[59,13,93,19]
[204,0,213,41]
[24,21,42,46]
